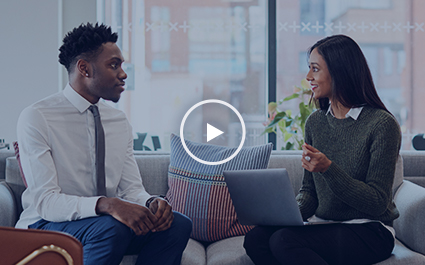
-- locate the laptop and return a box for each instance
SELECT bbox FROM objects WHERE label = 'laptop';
[223,168,309,226]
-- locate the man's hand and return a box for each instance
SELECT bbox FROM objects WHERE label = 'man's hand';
[149,198,174,232]
[96,197,158,236]
[301,143,332,173]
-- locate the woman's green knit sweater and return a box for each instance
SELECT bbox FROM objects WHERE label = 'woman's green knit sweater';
[296,106,401,225]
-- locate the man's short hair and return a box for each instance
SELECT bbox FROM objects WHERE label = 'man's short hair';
[59,22,118,72]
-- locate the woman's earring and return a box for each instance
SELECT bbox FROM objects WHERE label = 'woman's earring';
[85,73,89,77]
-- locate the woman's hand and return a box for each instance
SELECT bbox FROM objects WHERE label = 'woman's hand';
[301,143,332,173]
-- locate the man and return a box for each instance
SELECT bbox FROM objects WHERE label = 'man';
[16,23,192,265]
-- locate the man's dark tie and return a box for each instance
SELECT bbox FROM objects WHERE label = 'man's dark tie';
[89,105,107,196]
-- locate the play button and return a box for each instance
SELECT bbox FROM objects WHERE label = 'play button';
[180,99,246,165]
[207,123,224,142]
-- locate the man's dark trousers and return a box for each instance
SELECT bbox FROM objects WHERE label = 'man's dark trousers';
[29,211,192,265]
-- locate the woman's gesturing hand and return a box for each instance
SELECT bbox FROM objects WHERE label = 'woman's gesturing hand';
[301,143,332,173]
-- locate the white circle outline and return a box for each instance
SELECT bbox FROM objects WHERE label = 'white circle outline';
[180,99,246,165]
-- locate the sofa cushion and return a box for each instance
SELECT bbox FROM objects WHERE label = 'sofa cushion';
[119,239,206,265]
[206,236,254,265]
[0,182,18,227]
[400,151,425,177]
[393,180,425,257]
[181,239,207,265]
[375,239,425,264]
[204,237,425,265]
[166,134,272,242]
[5,158,26,216]
[135,155,170,195]
[267,154,304,195]
[119,255,137,265]
[393,155,403,195]
[0,150,15,181]
[404,177,425,189]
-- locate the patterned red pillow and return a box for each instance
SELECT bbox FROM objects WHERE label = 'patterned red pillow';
[166,134,273,242]
[13,141,27,188]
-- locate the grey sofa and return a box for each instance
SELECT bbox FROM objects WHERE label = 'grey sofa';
[1,149,425,265]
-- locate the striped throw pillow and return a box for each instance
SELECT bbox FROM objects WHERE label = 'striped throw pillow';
[166,134,273,242]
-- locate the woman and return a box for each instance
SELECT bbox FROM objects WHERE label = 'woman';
[243,35,401,265]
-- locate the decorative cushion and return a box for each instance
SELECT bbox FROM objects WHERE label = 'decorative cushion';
[166,134,273,242]
[12,141,27,188]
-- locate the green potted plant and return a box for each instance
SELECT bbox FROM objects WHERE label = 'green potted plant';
[262,79,315,150]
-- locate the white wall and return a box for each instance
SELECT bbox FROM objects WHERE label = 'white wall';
[0,0,96,145]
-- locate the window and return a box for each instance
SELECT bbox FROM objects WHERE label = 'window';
[383,47,393,75]
[276,0,424,150]
[99,0,267,151]
[300,0,325,36]
[99,0,425,150]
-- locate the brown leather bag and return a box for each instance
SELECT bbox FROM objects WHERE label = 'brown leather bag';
[0,226,83,265]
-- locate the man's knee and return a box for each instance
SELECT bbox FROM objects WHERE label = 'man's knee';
[90,215,132,243]
[148,211,191,253]
[80,216,132,265]
[170,211,192,237]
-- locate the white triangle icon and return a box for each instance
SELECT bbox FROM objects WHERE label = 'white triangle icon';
[207,123,224,142]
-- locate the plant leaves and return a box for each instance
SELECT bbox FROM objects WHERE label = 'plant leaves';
[268,102,278,113]
[295,139,304,150]
[260,126,275,136]
[266,79,317,150]
[285,117,293,127]
[278,119,286,134]
[267,111,286,127]
[301,78,310,90]
[299,103,310,118]
[284,131,292,142]
[283,93,299,102]
[284,142,294,150]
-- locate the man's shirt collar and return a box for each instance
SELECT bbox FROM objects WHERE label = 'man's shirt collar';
[63,84,97,113]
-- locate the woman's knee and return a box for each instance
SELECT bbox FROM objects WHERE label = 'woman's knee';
[243,229,256,255]
[244,227,262,251]
[269,227,306,258]
[270,228,299,251]
[244,226,277,252]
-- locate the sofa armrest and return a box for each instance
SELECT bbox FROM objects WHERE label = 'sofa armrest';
[0,181,18,227]
[393,180,425,256]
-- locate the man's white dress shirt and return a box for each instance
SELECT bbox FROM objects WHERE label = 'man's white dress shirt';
[16,84,151,228]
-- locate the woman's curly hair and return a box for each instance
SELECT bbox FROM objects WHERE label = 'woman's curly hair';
[59,22,118,72]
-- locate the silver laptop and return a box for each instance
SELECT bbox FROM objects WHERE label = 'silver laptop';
[223,168,304,226]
